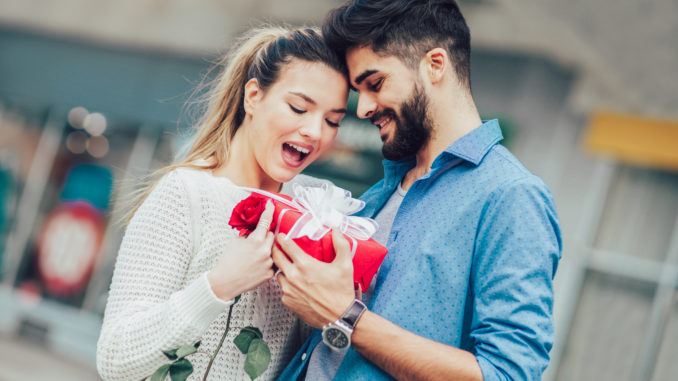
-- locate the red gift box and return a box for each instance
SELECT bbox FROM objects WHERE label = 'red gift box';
[229,188,387,292]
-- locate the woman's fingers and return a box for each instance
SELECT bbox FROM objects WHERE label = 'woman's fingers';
[264,231,275,248]
[250,200,274,240]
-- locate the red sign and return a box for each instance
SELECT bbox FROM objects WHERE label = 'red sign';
[37,201,105,297]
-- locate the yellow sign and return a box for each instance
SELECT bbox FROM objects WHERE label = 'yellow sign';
[584,110,678,171]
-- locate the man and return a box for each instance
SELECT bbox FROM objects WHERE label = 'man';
[272,1,562,380]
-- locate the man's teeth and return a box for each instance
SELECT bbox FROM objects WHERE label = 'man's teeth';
[287,143,310,154]
[378,118,391,129]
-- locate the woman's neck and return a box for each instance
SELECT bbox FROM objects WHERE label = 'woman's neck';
[211,128,281,193]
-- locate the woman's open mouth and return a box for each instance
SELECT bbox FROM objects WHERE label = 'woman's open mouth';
[281,142,313,168]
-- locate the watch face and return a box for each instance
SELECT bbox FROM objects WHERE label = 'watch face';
[323,327,349,350]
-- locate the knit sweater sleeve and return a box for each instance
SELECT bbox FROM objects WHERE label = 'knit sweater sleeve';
[97,170,231,381]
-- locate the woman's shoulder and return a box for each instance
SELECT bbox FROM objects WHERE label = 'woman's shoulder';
[149,167,200,197]
[166,166,234,188]
[168,166,209,181]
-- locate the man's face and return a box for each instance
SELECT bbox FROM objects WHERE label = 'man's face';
[346,46,432,161]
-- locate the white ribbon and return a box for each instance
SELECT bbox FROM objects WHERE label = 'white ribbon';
[241,180,378,242]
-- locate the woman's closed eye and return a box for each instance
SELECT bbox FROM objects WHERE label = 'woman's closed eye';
[289,104,306,114]
[325,119,340,128]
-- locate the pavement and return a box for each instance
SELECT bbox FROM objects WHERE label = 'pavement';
[0,335,100,381]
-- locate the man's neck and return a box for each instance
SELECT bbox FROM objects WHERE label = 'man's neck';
[401,98,481,191]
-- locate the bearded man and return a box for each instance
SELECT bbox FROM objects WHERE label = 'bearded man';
[273,1,562,380]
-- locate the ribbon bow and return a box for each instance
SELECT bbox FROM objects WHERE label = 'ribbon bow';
[242,181,378,242]
[287,181,377,241]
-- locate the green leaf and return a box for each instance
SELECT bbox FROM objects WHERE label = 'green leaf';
[234,330,256,354]
[244,339,270,380]
[162,349,178,360]
[234,327,263,354]
[234,295,242,304]
[169,358,194,381]
[243,326,263,338]
[150,363,171,381]
[175,344,197,359]
[193,341,201,349]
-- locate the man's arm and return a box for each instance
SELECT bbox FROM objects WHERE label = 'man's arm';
[351,311,482,381]
[272,230,483,381]
[468,179,562,381]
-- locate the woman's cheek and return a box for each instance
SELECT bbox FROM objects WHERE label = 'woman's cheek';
[322,128,339,151]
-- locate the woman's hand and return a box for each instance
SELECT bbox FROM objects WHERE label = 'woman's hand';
[208,200,276,301]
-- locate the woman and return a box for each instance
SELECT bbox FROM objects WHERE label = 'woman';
[96,26,348,380]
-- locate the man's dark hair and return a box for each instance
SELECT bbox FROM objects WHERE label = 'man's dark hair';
[322,0,471,88]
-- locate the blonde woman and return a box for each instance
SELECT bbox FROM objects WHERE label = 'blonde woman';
[96,26,349,380]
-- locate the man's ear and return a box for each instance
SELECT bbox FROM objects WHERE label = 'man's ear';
[243,78,263,115]
[422,47,448,84]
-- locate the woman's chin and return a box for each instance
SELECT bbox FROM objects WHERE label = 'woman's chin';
[267,166,304,184]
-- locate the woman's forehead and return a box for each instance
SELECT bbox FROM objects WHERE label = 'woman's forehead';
[269,60,348,106]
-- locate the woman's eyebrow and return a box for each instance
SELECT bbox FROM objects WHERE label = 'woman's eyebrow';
[289,91,346,114]
[289,91,316,104]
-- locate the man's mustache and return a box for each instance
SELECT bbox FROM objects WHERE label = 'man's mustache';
[369,109,399,126]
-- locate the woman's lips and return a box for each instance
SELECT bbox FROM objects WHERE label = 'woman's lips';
[281,142,314,168]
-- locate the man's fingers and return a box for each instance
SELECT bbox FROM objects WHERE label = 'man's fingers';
[250,200,274,240]
[331,229,352,263]
[275,234,309,264]
[272,242,293,274]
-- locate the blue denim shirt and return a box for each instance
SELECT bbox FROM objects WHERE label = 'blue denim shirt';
[278,120,562,381]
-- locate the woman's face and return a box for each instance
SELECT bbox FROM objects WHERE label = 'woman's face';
[243,59,348,183]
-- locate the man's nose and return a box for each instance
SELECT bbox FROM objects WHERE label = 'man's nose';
[356,93,377,119]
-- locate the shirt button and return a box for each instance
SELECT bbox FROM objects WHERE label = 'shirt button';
[301,353,307,361]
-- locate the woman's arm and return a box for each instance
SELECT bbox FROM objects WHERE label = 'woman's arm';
[96,171,230,381]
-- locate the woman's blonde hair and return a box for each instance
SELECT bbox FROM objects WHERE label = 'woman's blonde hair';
[122,26,347,224]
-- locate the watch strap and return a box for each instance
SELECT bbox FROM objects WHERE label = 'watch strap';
[339,299,367,328]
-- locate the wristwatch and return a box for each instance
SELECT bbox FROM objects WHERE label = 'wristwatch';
[321,299,367,351]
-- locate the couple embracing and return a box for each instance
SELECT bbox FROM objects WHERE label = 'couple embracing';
[97,1,561,380]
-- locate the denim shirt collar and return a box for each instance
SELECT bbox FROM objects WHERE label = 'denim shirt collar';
[434,119,503,167]
[381,119,504,186]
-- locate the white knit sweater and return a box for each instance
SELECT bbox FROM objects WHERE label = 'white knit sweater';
[97,168,318,381]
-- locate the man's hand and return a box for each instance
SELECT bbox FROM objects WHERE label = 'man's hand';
[272,229,355,328]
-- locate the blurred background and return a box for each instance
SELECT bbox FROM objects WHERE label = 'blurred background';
[1,0,677,380]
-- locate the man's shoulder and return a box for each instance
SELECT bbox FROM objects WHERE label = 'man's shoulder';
[483,145,532,177]
[473,144,550,193]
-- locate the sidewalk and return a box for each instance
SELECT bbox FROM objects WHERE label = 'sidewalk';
[0,335,100,380]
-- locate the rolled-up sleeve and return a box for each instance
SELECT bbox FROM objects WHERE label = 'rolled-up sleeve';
[471,177,562,380]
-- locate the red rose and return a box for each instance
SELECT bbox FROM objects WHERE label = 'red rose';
[229,194,275,236]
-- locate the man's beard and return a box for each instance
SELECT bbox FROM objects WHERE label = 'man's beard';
[374,83,433,161]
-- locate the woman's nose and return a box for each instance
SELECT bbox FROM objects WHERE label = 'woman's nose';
[356,93,377,119]
[298,118,323,140]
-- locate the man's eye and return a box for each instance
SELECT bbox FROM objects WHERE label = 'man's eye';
[368,78,383,91]
[289,104,306,114]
